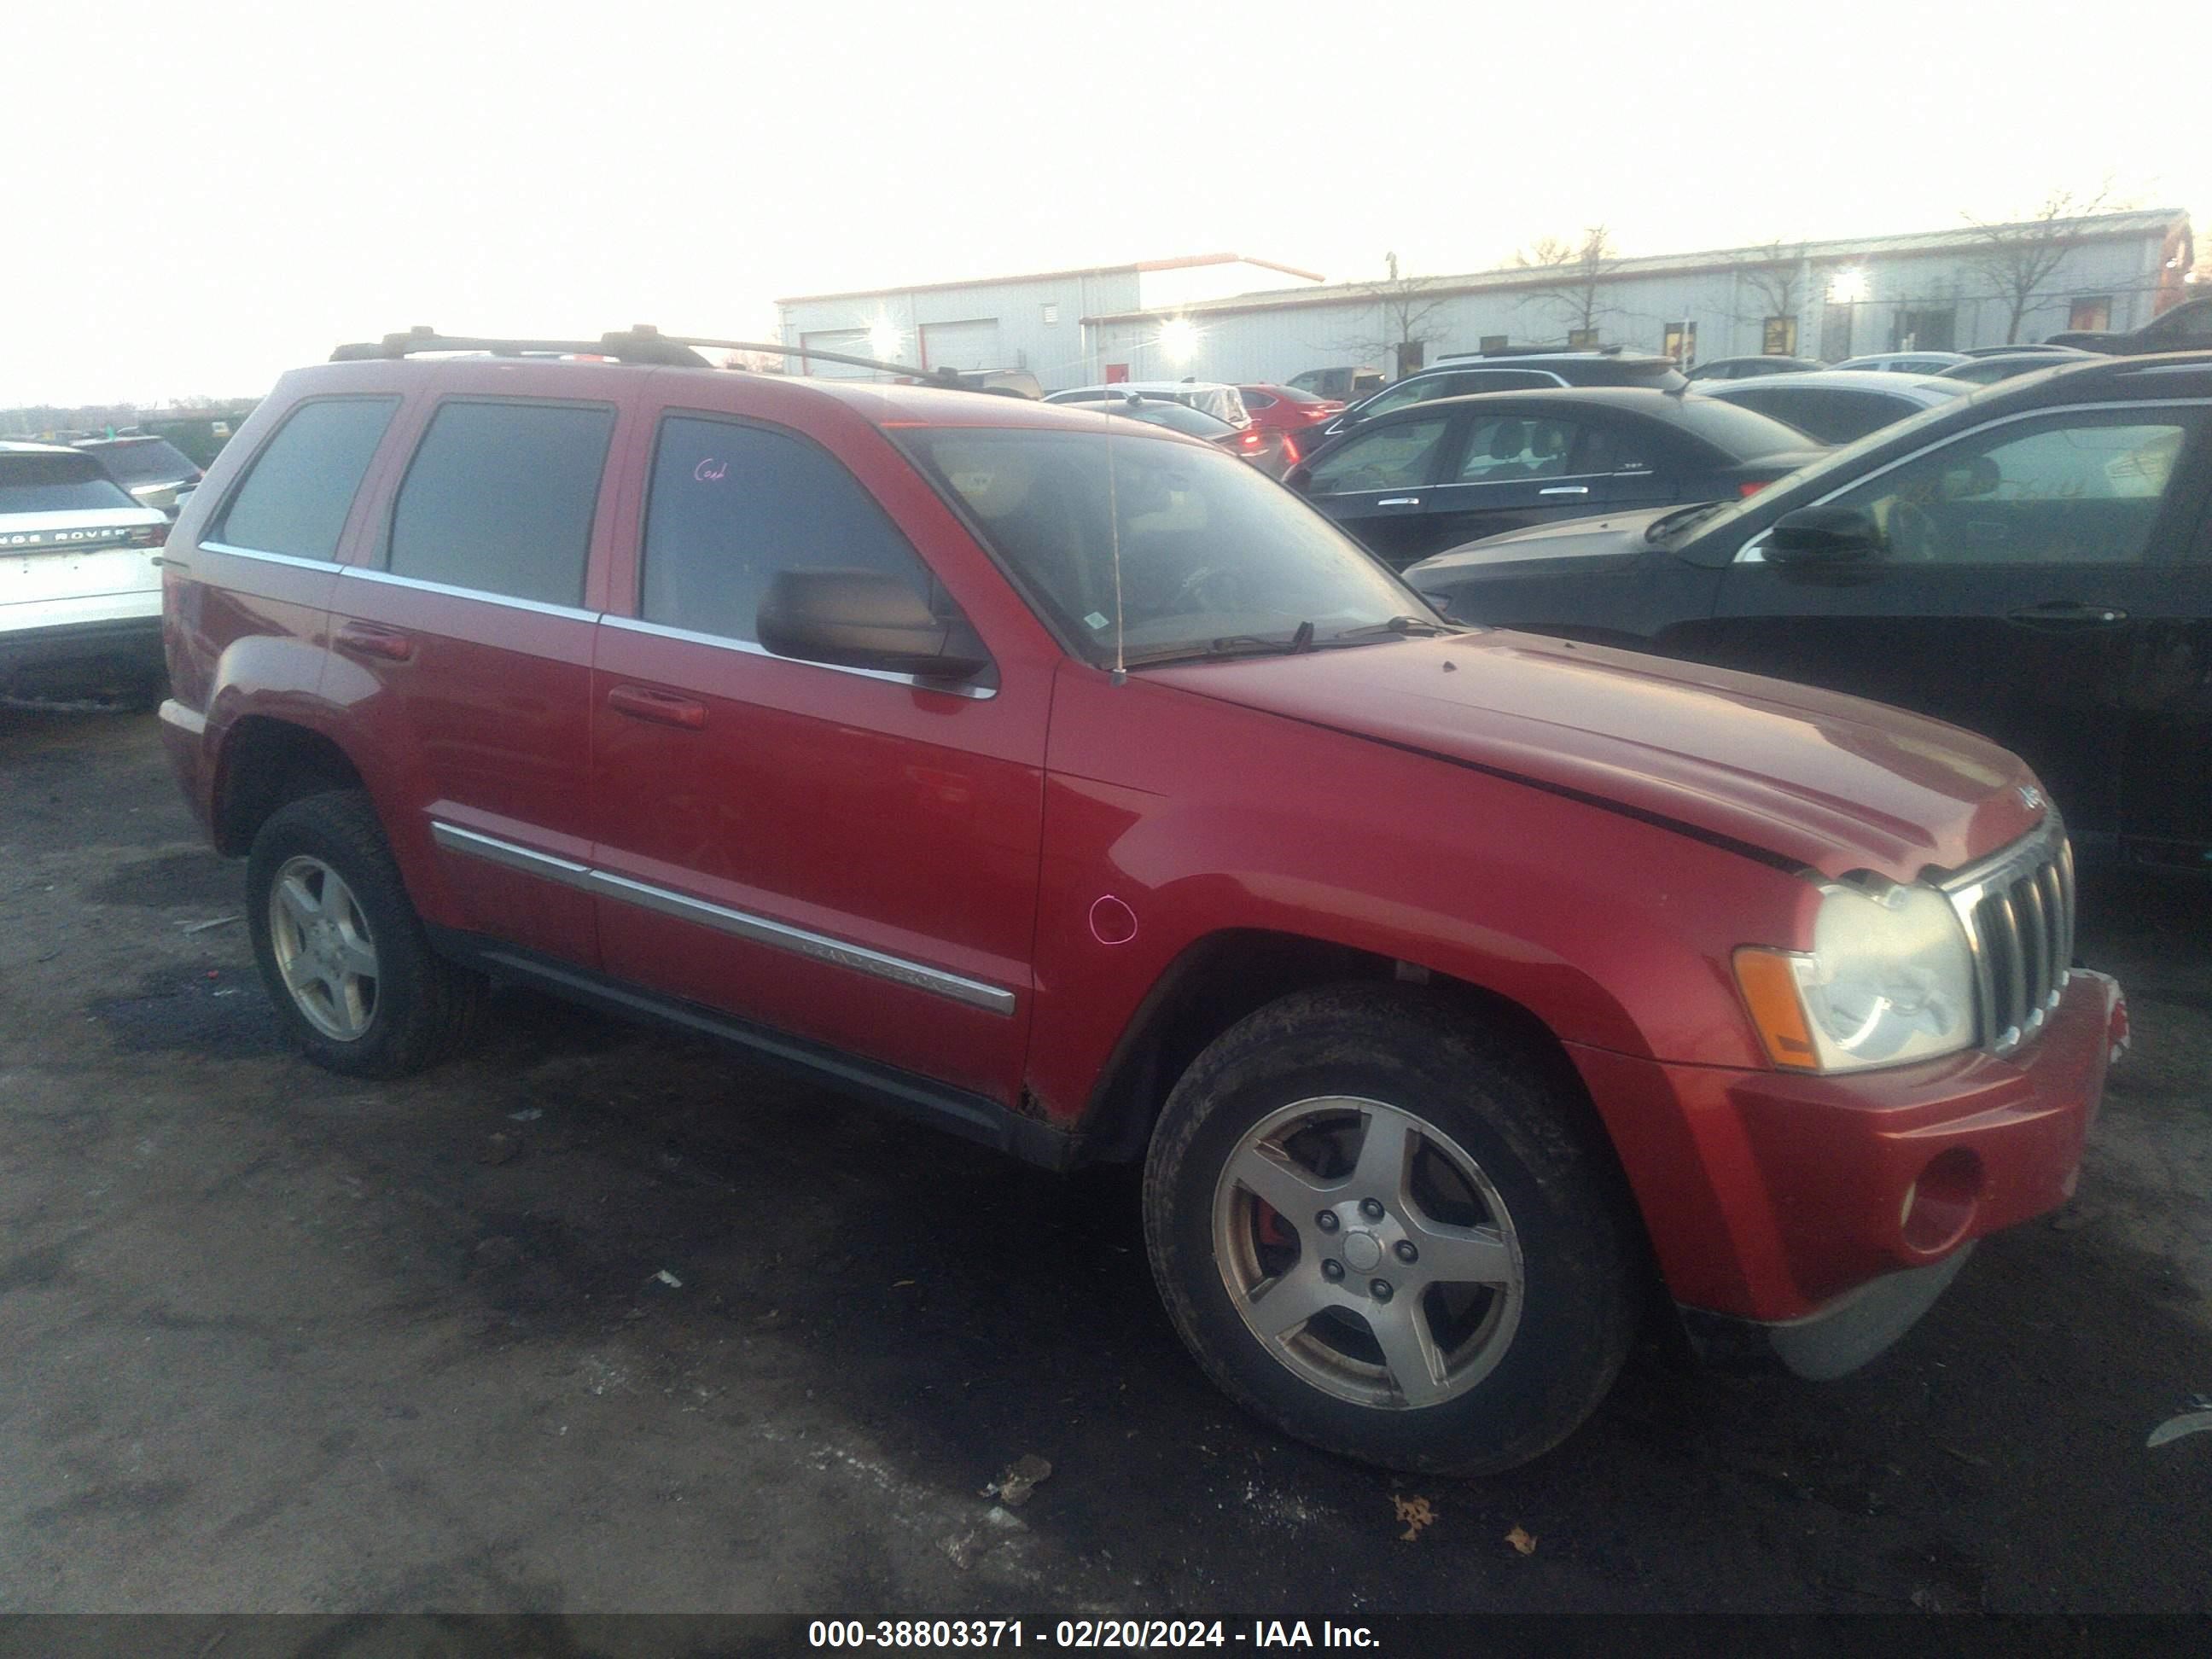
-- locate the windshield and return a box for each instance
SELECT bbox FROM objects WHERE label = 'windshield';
[1655,393,1968,546]
[899,425,1430,666]
[1066,399,1233,439]
[83,437,200,484]
[0,452,141,513]
[1671,396,1825,459]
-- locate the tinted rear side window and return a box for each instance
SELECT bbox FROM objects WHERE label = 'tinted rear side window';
[215,398,397,559]
[388,401,614,606]
[0,452,139,513]
[640,416,934,645]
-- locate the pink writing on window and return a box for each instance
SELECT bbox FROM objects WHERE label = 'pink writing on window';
[694,457,729,482]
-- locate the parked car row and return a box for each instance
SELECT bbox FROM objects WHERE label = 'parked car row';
[1399,351,2212,871]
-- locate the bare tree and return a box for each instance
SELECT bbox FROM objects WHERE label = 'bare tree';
[1334,252,1456,377]
[1734,239,1808,352]
[1965,187,2117,344]
[1513,226,1621,342]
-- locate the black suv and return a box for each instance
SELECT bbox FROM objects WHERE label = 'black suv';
[1401,352,2212,870]
[1301,348,1686,448]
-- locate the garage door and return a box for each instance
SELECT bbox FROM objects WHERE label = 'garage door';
[919,318,1002,372]
[799,329,876,379]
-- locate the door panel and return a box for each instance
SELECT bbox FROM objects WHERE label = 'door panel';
[1404,410,1612,562]
[1679,410,2208,842]
[330,394,628,967]
[1302,416,1453,568]
[2116,470,2212,864]
[587,411,1047,1103]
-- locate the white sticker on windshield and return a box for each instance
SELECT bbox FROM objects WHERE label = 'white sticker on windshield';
[1084,611,1110,631]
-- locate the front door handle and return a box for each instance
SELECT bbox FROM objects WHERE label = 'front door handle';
[334,621,415,661]
[1538,485,1592,497]
[1376,496,1421,508]
[607,684,707,730]
[2005,602,2128,630]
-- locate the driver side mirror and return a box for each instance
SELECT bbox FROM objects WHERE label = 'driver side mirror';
[757,569,991,681]
[1767,504,1881,568]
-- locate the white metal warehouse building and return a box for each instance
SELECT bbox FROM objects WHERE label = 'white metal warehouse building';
[776,209,2194,393]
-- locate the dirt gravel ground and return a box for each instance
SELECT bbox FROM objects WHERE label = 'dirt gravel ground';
[2,704,2207,1616]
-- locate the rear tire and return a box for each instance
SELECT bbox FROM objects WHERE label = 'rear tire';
[246,790,484,1078]
[1142,984,1639,1475]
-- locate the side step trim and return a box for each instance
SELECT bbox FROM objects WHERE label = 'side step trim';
[426,924,1080,1172]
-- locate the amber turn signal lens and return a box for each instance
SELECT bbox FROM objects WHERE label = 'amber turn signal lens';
[1734,947,1819,1068]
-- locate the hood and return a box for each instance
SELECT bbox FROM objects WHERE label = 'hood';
[1144,631,2046,882]
[1406,510,1664,575]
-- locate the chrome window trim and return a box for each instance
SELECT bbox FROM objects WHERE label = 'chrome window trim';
[429,819,1016,1016]
[600,614,997,700]
[198,540,346,573]
[1730,396,2212,563]
[340,564,600,623]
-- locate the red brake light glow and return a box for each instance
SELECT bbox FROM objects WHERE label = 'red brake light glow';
[1240,431,1262,449]
[1738,479,1771,498]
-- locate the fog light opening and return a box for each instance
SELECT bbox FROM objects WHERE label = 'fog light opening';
[1901,1147,1982,1254]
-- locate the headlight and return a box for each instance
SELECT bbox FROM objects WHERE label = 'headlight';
[1735,882,1976,1072]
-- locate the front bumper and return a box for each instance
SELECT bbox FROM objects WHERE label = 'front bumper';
[1569,969,2125,1372]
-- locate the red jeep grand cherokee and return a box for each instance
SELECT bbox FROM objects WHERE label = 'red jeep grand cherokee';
[158,328,2125,1475]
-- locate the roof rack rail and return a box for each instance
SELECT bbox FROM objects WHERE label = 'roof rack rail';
[329,323,971,387]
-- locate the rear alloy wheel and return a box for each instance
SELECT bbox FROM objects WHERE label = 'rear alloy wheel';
[246,790,483,1078]
[1144,985,1639,1475]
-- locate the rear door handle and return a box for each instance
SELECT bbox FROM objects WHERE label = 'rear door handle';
[1376,496,1421,508]
[334,621,415,661]
[607,684,707,730]
[2005,602,2128,629]
[1538,486,1591,497]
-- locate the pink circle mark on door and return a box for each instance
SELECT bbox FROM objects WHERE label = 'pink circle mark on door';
[1088,895,1138,946]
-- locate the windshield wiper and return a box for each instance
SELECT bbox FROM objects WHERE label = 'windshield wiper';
[1123,626,1317,667]
[1645,501,1726,544]
[1323,614,1454,643]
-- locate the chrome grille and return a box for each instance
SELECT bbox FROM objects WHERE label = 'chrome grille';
[1941,816,2075,1055]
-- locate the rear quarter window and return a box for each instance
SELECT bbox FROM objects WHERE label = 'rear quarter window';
[215,398,399,560]
[387,400,614,606]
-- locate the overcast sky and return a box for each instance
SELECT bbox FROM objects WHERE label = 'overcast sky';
[11,0,2205,406]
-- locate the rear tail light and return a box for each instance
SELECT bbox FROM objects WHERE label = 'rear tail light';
[1281,434,1301,465]
[1239,430,1264,450]
[1738,479,1772,498]
[126,523,169,547]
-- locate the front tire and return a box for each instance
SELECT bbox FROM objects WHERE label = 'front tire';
[1142,985,1639,1475]
[246,790,483,1078]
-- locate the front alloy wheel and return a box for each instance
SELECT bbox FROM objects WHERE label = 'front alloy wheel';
[1144,985,1639,1475]
[268,855,381,1040]
[1214,1097,1524,1409]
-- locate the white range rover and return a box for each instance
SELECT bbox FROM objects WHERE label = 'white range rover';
[1,440,171,702]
